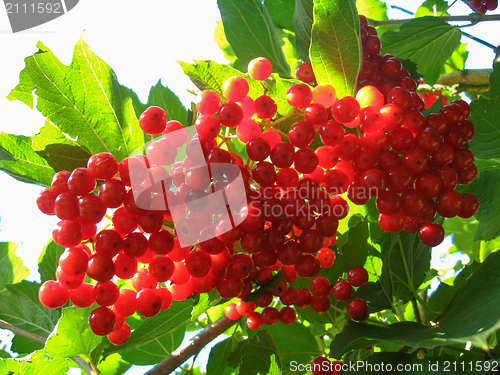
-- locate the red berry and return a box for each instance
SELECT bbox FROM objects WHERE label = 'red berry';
[346,298,369,321]
[419,223,445,247]
[89,306,116,336]
[347,266,369,287]
[139,106,167,135]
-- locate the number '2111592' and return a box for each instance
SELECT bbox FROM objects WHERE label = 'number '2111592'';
[5,2,61,13]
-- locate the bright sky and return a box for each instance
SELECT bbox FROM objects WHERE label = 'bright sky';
[0,0,497,373]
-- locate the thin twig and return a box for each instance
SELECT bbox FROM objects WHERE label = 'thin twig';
[0,319,98,375]
[462,31,498,50]
[371,14,500,26]
[144,316,236,375]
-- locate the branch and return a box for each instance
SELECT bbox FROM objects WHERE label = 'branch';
[144,316,236,375]
[436,69,493,85]
[371,14,500,26]
[0,319,98,375]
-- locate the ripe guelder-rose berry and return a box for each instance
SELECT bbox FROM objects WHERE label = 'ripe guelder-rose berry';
[139,106,167,135]
[248,57,273,81]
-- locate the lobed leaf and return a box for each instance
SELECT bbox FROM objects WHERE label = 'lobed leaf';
[8,37,145,162]
[310,0,361,98]
[380,17,461,85]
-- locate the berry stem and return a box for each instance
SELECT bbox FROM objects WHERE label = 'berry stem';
[397,240,436,316]
[0,318,98,375]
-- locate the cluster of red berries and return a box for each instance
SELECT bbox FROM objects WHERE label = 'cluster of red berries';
[469,0,498,13]
[292,15,478,248]
[35,14,480,345]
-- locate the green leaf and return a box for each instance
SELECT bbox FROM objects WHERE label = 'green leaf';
[469,98,500,159]
[217,0,291,77]
[97,353,132,375]
[237,330,282,375]
[380,17,461,85]
[0,133,55,186]
[265,0,295,31]
[120,324,185,365]
[145,80,188,125]
[0,242,29,294]
[380,231,432,300]
[8,37,145,162]
[192,290,221,319]
[265,322,321,373]
[415,0,450,17]
[38,239,65,284]
[443,216,480,262]
[0,281,61,354]
[484,57,500,101]
[423,95,445,116]
[207,336,240,375]
[0,358,21,374]
[472,169,500,241]
[428,261,480,315]
[439,251,500,349]
[310,0,361,99]
[32,120,91,173]
[338,220,378,272]
[44,306,102,358]
[214,21,240,66]
[400,59,423,82]
[293,0,314,61]
[330,320,443,358]
[0,350,70,375]
[442,42,468,74]
[105,300,192,354]
[356,0,388,21]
